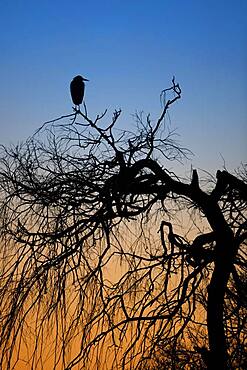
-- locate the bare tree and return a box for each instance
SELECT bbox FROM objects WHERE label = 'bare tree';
[0,79,246,369]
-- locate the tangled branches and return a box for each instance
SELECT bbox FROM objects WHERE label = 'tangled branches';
[0,79,246,369]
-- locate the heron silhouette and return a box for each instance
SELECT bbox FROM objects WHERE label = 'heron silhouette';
[70,75,89,108]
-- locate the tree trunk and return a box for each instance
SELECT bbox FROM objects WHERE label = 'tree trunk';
[206,231,235,370]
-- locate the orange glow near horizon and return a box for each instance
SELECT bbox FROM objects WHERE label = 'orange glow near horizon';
[1,212,210,370]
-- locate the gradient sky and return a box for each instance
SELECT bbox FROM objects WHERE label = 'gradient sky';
[0,0,246,174]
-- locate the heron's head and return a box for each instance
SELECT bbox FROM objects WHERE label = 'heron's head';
[74,75,89,82]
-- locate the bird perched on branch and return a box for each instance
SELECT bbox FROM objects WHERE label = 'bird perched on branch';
[70,75,89,108]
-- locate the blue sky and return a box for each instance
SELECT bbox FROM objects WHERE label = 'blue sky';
[0,0,246,173]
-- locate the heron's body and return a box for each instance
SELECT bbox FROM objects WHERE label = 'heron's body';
[70,75,88,106]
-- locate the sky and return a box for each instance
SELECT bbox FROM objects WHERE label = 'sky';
[0,0,246,174]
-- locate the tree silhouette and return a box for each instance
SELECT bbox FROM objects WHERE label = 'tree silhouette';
[0,79,246,369]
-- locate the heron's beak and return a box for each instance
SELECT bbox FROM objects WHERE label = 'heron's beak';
[83,78,89,81]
